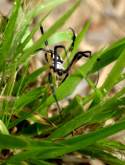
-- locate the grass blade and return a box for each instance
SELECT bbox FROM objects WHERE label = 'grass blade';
[0,0,20,70]
[0,134,28,149]
[101,48,125,93]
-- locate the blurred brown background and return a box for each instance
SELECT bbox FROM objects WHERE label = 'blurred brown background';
[1,0,125,51]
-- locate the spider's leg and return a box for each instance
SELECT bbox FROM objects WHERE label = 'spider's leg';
[48,72,62,116]
[65,51,91,73]
[60,51,91,83]
[35,26,50,62]
[61,72,69,83]
[40,25,48,46]
[68,27,76,51]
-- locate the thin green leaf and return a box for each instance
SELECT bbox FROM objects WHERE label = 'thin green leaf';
[81,146,125,165]
[48,31,73,45]
[0,120,9,135]
[0,0,20,69]
[92,37,125,73]
[102,48,125,93]
[0,134,28,149]
[14,87,45,111]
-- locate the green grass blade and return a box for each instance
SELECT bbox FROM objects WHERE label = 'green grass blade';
[98,139,125,151]
[81,146,125,165]
[0,134,28,149]
[14,66,46,94]
[0,0,20,70]
[92,37,125,73]
[14,87,45,112]
[0,120,9,135]
[101,48,125,93]
[48,31,73,45]
[61,120,125,150]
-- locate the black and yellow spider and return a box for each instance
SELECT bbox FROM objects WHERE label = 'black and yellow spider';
[38,26,91,82]
[36,26,91,114]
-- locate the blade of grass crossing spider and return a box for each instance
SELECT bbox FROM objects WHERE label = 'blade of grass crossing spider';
[0,0,20,70]
[44,52,98,107]
[101,48,125,94]
[36,53,98,115]
[20,0,81,64]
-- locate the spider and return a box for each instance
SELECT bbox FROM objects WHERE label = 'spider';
[38,26,91,82]
[36,26,91,114]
